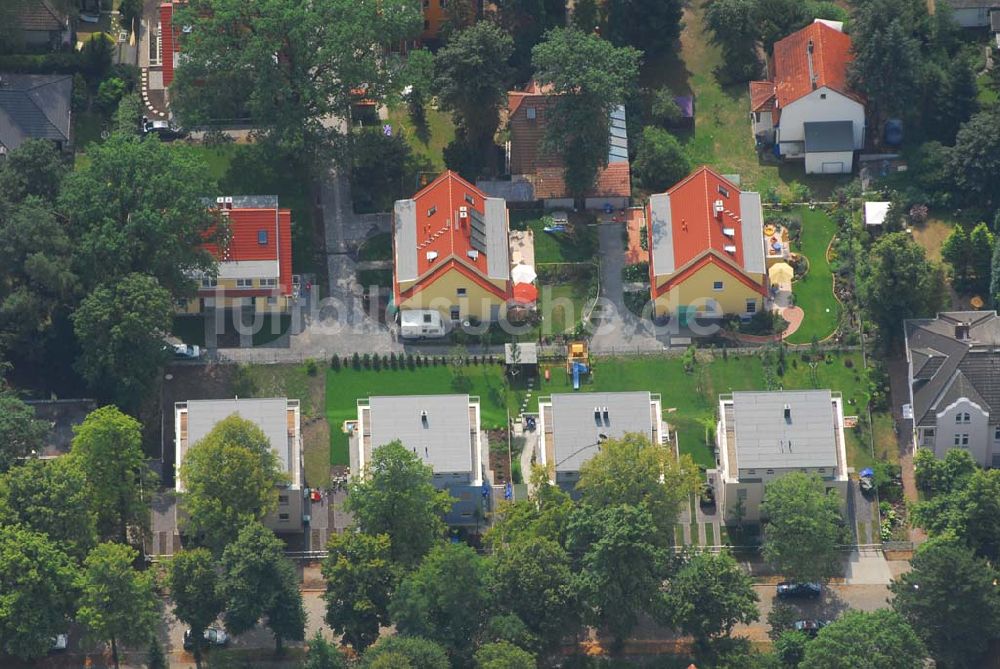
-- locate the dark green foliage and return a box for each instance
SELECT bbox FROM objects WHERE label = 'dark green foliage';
[604,0,684,57]
[704,0,762,82]
[361,635,450,669]
[322,532,396,652]
[950,108,1000,211]
[633,126,690,193]
[0,393,50,474]
[351,129,414,214]
[761,473,842,582]
[800,609,925,669]
[662,551,759,643]
[303,632,348,669]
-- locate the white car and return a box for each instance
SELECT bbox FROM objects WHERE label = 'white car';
[173,344,201,359]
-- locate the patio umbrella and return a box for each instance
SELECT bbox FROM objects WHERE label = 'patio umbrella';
[512,283,539,303]
[768,262,794,286]
[511,263,537,285]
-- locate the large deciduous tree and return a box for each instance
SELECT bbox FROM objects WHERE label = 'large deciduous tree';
[912,467,1000,563]
[604,0,683,57]
[58,134,217,294]
[172,0,421,161]
[345,440,453,567]
[890,540,1000,669]
[568,504,668,647]
[949,108,1000,211]
[575,432,700,542]
[69,405,151,544]
[857,232,946,346]
[361,635,450,669]
[489,535,579,650]
[390,542,489,661]
[168,548,225,668]
[799,609,925,669]
[0,525,78,660]
[633,126,691,193]
[179,414,286,554]
[221,522,305,653]
[434,22,514,153]
[77,543,161,669]
[0,138,67,204]
[761,473,843,582]
[322,531,397,652]
[531,28,640,199]
[703,0,761,82]
[71,273,174,407]
[0,457,97,560]
[661,550,759,644]
[304,632,349,669]
[474,641,537,669]
[0,392,49,473]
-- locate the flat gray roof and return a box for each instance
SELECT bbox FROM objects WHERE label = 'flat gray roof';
[804,120,855,153]
[368,394,475,474]
[730,390,838,469]
[184,398,293,474]
[739,191,766,274]
[393,199,418,282]
[549,392,654,472]
[484,197,510,280]
[648,192,674,275]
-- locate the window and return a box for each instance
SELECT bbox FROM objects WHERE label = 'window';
[713,280,724,291]
[422,313,432,324]
[818,467,826,473]
[820,93,827,100]
[526,107,536,120]
[149,22,161,65]
[258,230,269,245]
[267,296,277,305]
[427,206,436,217]
[994,427,1000,440]
[718,185,730,198]
[261,278,277,287]
[278,495,289,505]
[201,277,217,288]
[464,193,474,205]
[278,513,290,521]
[746,469,755,475]
[457,287,467,296]
[962,434,970,446]
[450,307,460,320]
[753,112,760,123]
[925,428,935,437]
[957,412,971,424]
[236,278,253,288]
[746,300,757,314]
[955,434,962,446]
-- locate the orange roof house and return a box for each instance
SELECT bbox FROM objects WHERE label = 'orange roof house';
[749,21,866,174]
[393,171,512,321]
[507,82,631,205]
[183,196,294,314]
[647,167,767,319]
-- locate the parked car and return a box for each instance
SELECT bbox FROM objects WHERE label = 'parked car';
[183,628,229,651]
[142,117,187,141]
[794,619,829,637]
[50,634,68,652]
[699,482,715,507]
[172,344,202,359]
[776,581,822,599]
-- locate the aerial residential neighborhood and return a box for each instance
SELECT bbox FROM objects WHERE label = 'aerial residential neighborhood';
[2,0,1000,668]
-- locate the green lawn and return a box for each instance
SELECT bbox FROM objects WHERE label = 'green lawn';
[386,104,456,172]
[786,207,841,344]
[359,232,393,262]
[539,281,594,335]
[508,210,598,264]
[326,362,515,466]
[977,72,999,107]
[186,144,241,182]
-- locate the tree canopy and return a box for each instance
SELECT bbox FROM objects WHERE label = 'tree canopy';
[604,0,683,57]
[322,531,397,652]
[531,28,641,198]
[474,641,537,669]
[168,548,225,666]
[69,405,151,544]
[361,635,451,669]
[889,540,1000,669]
[761,473,843,582]
[949,108,1000,211]
[0,525,78,660]
[633,126,691,193]
[172,0,421,161]
[179,414,286,553]
[661,550,759,643]
[0,393,49,473]
[345,440,453,567]
[799,609,925,669]
[77,543,160,669]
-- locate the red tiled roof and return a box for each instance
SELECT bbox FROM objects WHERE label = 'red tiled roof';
[666,167,746,269]
[396,171,511,302]
[532,164,631,200]
[203,204,293,296]
[772,22,862,107]
[159,3,179,87]
[749,80,776,112]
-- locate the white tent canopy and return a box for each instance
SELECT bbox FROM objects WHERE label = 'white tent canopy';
[511,263,537,285]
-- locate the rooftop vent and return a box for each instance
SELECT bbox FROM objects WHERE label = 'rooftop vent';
[467,249,479,260]
[459,206,468,219]
[713,199,724,219]
[723,227,736,237]
[426,251,439,262]
[224,196,233,209]
[724,244,737,254]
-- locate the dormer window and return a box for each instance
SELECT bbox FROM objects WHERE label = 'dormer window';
[718,185,730,198]
[526,107,536,120]
[465,193,474,205]
[427,206,436,217]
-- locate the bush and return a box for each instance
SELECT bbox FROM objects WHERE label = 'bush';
[621,262,650,283]
[372,354,382,371]
[389,352,398,370]
[96,77,126,113]
[739,310,789,336]
[362,353,372,369]
[330,354,341,371]
[352,352,361,370]
[305,359,318,376]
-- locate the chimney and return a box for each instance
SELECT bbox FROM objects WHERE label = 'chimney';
[713,200,724,220]
[783,404,791,421]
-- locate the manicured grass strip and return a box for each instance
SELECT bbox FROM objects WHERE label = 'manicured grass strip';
[785,207,841,344]
[386,105,455,172]
[705,522,715,546]
[690,522,700,546]
[674,525,684,546]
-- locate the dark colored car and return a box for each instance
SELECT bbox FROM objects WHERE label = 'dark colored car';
[699,483,716,507]
[183,628,229,651]
[794,619,829,637]
[776,581,822,599]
